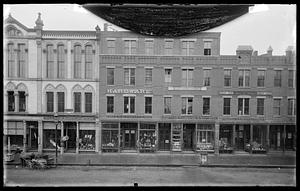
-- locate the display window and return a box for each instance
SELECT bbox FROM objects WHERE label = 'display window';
[139,123,156,151]
[249,125,267,153]
[219,125,234,152]
[172,123,182,151]
[79,130,95,150]
[4,135,23,151]
[43,129,61,149]
[196,124,214,151]
[102,123,119,152]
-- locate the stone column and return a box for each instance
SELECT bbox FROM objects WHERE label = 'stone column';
[14,91,19,112]
[60,121,64,154]
[118,122,121,153]
[4,93,8,112]
[25,93,29,112]
[82,91,85,113]
[76,121,79,154]
[214,123,220,155]
[232,124,236,150]
[54,91,57,113]
[266,124,270,152]
[283,125,286,152]
[137,122,140,152]
[38,120,43,153]
[250,124,253,154]
[95,120,100,153]
[23,120,27,153]
[67,41,72,79]
[156,122,158,151]
[81,49,85,79]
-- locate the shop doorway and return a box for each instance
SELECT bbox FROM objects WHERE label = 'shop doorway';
[63,122,77,152]
[158,123,171,151]
[183,124,195,151]
[121,123,137,150]
[270,125,283,150]
[26,121,38,151]
[285,125,296,150]
[235,125,250,151]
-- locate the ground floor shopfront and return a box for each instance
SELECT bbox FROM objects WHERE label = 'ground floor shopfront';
[4,116,297,154]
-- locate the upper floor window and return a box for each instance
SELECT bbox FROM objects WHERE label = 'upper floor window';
[85,45,93,79]
[204,41,212,55]
[17,44,26,78]
[46,92,54,112]
[288,70,295,88]
[182,41,194,55]
[273,98,281,116]
[46,45,54,78]
[223,98,231,115]
[7,27,22,36]
[8,43,15,77]
[203,97,210,115]
[164,68,172,85]
[107,68,114,85]
[257,70,265,87]
[107,40,115,54]
[74,92,81,112]
[124,40,137,55]
[203,69,211,86]
[288,98,296,115]
[182,68,193,87]
[145,40,154,55]
[57,45,65,79]
[224,69,231,87]
[182,97,193,115]
[164,97,171,114]
[107,96,114,113]
[85,92,92,113]
[164,40,173,55]
[74,45,82,79]
[257,98,264,115]
[57,92,65,112]
[238,98,250,115]
[238,69,250,87]
[18,91,26,112]
[145,96,152,114]
[124,96,135,114]
[145,68,152,85]
[7,91,15,112]
[274,70,282,87]
[124,68,135,86]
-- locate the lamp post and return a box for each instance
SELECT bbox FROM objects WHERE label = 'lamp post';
[54,112,58,167]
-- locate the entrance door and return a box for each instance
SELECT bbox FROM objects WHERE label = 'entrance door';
[158,123,171,150]
[64,122,76,152]
[236,125,244,150]
[183,124,195,151]
[26,122,38,150]
[121,123,137,150]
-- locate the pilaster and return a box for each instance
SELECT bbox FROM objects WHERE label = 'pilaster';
[38,120,43,153]
[214,122,220,155]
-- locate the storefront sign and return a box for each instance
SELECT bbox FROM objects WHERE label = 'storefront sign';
[43,116,96,121]
[106,115,152,119]
[161,115,217,120]
[107,88,152,94]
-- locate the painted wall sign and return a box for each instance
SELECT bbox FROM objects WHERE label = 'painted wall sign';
[107,89,152,94]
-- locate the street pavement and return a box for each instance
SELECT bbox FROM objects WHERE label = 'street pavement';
[6,151,296,168]
[4,166,296,186]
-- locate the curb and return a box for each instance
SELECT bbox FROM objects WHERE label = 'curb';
[5,162,296,169]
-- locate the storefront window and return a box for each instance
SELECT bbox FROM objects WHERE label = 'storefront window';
[4,135,23,151]
[251,125,266,152]
[219,125,233,150]
[196,124,214,151]
[79,130,95,150]
[172,123,182,151]
[139,123,156,151]
[43,129,61,149]
[102,123,119,151]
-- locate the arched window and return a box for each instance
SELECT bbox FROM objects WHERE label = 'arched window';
[46,45,54,78]
[85,45,93,79]
[57,44,65,78]
[74,45,81,79]
[7,43,15,77]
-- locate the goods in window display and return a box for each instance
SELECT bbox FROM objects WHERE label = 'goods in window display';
[172,125,182,151]
[245,141,266,153]
[79,134,95,150]
[196,142,214,152]
[139,131,156,152]
[219,138,233,153]
[102,130,119,152]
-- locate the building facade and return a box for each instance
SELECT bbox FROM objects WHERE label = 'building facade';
[4,13,296,155]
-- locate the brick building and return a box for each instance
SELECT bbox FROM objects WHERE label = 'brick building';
[4,13,296,155]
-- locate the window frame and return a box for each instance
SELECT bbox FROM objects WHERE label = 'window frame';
[145,96,152,114]
[74,92,81,113]
[57,92,65,113]
[203,97,210,116]
[223,97,231,115]
[107,96,114,113]
[85,92,93,113]
[46,92,54,112]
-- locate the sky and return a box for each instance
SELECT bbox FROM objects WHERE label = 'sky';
[3,4,296,55]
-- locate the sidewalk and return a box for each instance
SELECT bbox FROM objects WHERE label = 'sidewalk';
[5,151,296,168]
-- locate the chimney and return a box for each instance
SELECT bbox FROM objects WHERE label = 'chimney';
[104,23,108,31]
[285,46,294,64]
[253,51,258,56]
[267,46,273,56]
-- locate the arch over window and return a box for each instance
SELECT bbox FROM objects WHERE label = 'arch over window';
[16,83,28,92]
[6,25,23,36]
[56,84,67,91]
[5,82,16,91]
[72,84,83,92]
[44,84,56,91]
[83,84,95,93]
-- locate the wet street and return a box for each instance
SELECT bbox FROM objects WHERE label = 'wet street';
[4,166,296,186]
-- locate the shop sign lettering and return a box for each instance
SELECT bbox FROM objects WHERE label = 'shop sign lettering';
[43,116,95,121]
[107,88,152,94]
[161,116,217,120]
[106,115,152,119]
